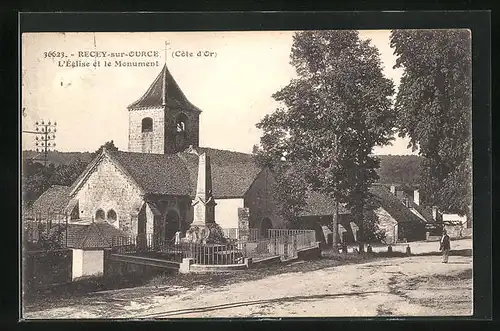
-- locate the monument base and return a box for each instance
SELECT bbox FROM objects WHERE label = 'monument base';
[182,222,228,245]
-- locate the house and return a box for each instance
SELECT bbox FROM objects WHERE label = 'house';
[26,63,285,246]
[298,184,436,245]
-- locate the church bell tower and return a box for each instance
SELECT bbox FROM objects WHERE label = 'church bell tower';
[126,64,201,154]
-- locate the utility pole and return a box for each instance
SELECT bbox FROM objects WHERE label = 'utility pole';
[22,118,57,167]
[332,133,339,252]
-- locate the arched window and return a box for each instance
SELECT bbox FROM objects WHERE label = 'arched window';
[107,209,117,223]
[142,117,153,132]
[95,209,105,222]
[176,113,188,133]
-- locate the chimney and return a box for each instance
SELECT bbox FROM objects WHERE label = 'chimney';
[432,206,439,221]
[413,189,420,205]
[390,185,396,196]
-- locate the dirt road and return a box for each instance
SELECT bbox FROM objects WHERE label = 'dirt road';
[24,240,472,319]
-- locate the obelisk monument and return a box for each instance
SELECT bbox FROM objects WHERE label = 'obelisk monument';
[184,152,227,244]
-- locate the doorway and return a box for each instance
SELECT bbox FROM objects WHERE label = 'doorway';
[164,210,180,243]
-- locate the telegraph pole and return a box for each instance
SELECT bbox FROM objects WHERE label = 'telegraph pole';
[22,117,58,166]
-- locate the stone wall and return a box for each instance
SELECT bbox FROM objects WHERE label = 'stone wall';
[374,207,398,244]
[128,107,165,154]
[73,155,143,234]
[244,168,285,229]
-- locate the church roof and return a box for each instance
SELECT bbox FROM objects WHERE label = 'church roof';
[127,64,201,112]
[107,147,262,199]
[180,147,262,199]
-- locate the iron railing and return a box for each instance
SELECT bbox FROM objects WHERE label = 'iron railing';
[221,228,260,241]
[111,229,316,264]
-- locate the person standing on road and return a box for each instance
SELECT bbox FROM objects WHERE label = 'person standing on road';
[440,229,451,263]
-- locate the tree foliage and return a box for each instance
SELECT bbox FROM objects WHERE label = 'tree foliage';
[376,155,423,186]
[256,30,395,241]
[390,29,472,217]
[22,141,119,205]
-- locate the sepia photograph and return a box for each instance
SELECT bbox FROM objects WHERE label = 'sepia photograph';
[21,27,474,319]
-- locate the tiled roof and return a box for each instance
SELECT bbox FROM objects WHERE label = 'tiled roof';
[109,148,262,198]
[74,222,128,249]
[368,185,427,225]
[48,223,89,247]
[110,151,193,196]
[127,64,201,112]
[178,147,262,198]
[26,185,71,218]
[299,190,350,217]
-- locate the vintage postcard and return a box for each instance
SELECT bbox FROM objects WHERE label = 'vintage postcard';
[21,29,473,319]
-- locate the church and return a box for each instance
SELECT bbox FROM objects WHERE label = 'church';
[34,64,285,243]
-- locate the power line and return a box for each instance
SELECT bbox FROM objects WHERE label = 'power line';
[22,118,58,166]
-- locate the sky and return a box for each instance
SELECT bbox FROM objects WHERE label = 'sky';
[21,30,414,155]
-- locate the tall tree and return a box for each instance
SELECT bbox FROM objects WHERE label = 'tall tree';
[256,30,395,250]
[390,29,472,219]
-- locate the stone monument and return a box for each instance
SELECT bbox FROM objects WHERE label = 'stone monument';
[183,152,227,245]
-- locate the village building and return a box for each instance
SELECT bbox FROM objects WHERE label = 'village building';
[299,184,437,245]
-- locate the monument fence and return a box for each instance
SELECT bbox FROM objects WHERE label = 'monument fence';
[110,229,317,264]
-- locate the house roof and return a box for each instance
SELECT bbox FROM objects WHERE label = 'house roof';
[127,64,201,112]
[299,190,350,217]
[72,222,129,249]
[26,185,71,218]
[368,185,427,225]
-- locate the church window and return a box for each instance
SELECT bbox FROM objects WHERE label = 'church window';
[107,209,117,223]
[95,209,105,222]
[176,113,188,132]
[142,117,153,132]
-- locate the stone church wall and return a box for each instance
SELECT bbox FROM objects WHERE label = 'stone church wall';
[128,107,165,154]
[73,155,143,234]
[244,168,285,230]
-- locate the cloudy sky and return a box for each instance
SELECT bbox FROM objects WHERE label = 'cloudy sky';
[21,30,415,155]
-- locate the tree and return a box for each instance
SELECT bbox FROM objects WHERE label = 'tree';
[390,29,472,219]
[92,140,119,158]
[22,141,119,206]
[256,30,395,250]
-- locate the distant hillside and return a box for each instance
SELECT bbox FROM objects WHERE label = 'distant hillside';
[22,150,423,186]
[22,150,93,165]
[376,155,423,186]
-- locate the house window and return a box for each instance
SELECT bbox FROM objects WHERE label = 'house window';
[95,209,105,222]
[107,209,117,223]
[142,117,153,132]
